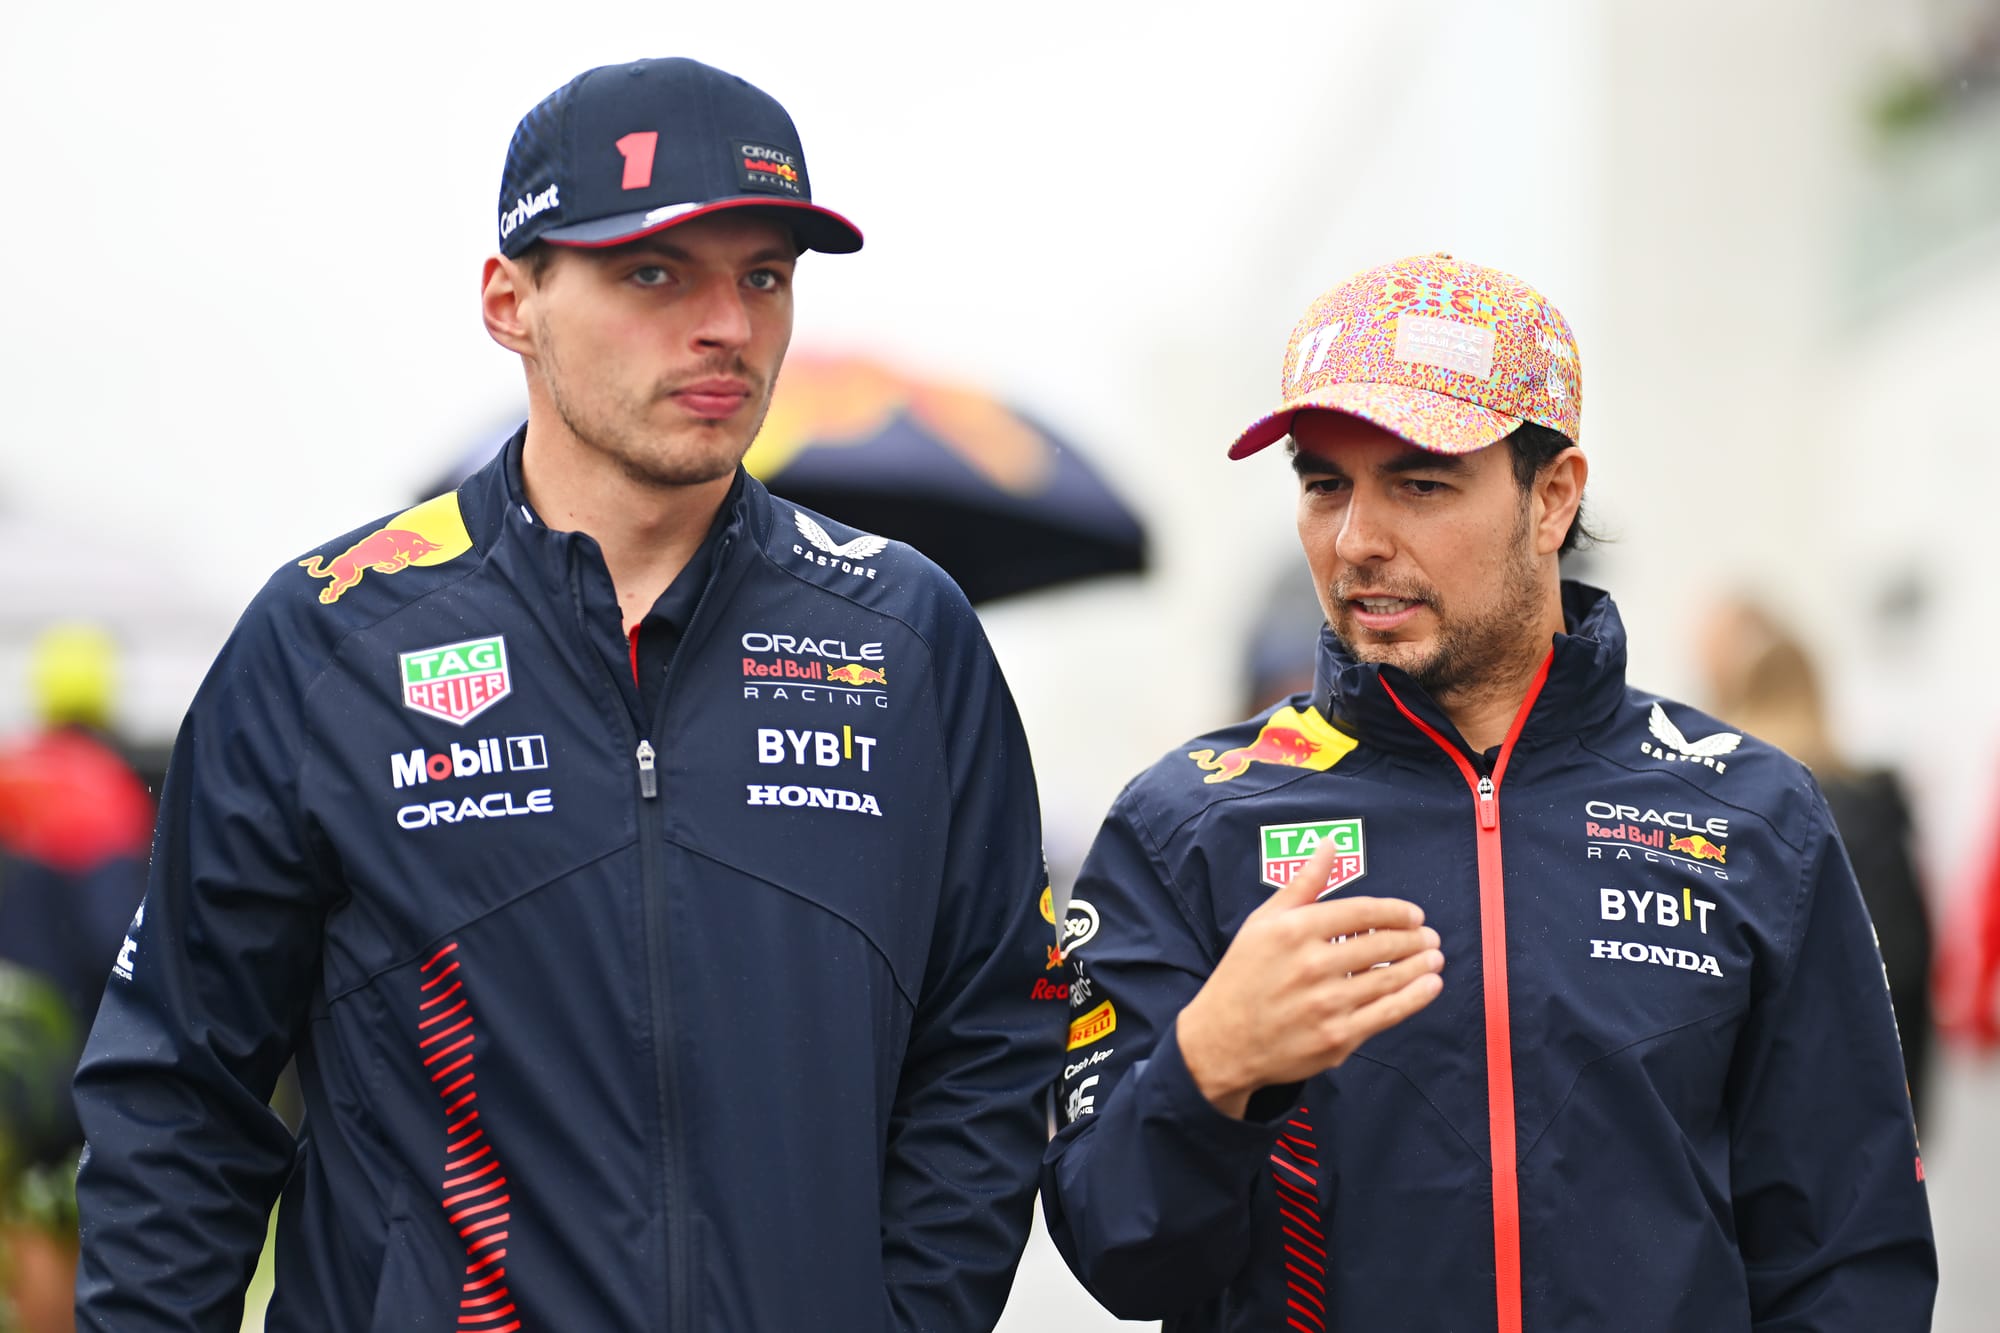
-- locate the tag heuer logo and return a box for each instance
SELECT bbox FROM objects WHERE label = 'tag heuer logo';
[1261,819,1366,893]
[401,635,511,725]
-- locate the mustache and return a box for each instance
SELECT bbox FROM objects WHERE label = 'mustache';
[1329,574,1437,606]
[655,356,766,399]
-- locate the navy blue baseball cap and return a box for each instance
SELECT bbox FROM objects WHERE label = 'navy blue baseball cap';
[497,57,862,258]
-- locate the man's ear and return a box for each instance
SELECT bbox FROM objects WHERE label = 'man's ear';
[1533,447,1588,557]
[481,254,535,357]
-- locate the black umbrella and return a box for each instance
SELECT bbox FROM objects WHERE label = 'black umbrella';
[743,355,1146,604]
[427,357,1147,606]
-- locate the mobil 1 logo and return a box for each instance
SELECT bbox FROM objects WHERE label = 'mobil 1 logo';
[391,734,549,789]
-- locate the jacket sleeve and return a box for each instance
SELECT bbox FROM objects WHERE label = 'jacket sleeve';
[1040,797,1297,1321]
[71,602,336,1332]
[879,598,1063,1333]
[1729,790,1938,1330]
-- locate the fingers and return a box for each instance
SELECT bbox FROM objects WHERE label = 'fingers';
[1249,831,1394,918]
[1286,895,1427,938]
[1265,951,1444,1084]
[1331,943,1445,1005]
[1323,925,1439,975]
[1245,863,1333,919]
[1334,965,1445,1050]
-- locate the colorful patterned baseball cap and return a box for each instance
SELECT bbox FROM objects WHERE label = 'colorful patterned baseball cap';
[1228,253,1580,459]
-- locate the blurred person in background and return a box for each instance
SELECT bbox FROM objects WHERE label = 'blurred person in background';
[1696,598,1936,1126]
[1240,565,1327,716]
[0,624,153,884]
[1938,772,2000,1053]
[69,57,1057,1333]
[0,625,152,1333]
[1041,254,1935,1330]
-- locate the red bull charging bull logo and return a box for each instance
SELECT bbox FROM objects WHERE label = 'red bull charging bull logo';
[824,664,888,686]
[1668,834,1727,864]
[1188,706,1357,784]
[299,493,474,605]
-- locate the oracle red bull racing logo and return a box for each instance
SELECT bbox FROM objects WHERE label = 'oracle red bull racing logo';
[299,493,473,605]
[400,635,511,725]
[1188,705,1357,784]
[741,632,890,709]
[1584,800,1732,880]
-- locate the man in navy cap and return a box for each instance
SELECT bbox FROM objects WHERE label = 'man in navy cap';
[73,58,1060,1332]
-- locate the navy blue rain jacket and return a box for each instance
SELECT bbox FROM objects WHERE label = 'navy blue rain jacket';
[1042,584,1935,1332]
[73,439,1063,1332]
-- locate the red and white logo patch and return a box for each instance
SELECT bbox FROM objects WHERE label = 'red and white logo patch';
[400,635,511,725]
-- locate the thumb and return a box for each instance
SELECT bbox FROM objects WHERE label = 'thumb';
[1246,823,1356,919]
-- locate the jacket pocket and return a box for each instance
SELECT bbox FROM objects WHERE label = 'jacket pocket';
[366,1181,460,1331]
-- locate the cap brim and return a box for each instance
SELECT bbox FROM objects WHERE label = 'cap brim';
[540,196,864,255]
[1227,381,1522,459]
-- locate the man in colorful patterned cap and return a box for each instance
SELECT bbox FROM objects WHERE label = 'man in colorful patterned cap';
[1042,253,1936,1331]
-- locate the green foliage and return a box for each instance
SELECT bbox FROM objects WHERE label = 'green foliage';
[0,961,78,1228]
[1870,68,1951,137]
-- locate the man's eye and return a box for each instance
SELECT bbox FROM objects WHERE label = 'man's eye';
[745,268,787,291]
[1303,477,1346,495]
[1405,479,1448,496]
[631,266,670,286]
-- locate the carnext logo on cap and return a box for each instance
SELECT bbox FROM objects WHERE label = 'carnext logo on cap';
[500,183,561,238]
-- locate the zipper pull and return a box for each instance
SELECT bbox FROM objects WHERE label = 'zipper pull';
[636,739,658,800]
[1477,775,1497,830]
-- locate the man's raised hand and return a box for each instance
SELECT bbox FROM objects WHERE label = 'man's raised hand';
[1174,828,1445,1118]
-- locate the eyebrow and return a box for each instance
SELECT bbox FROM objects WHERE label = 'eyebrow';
[1290,448,1471,478]
[607,240,799,266]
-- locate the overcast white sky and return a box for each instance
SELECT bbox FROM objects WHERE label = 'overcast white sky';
[0,0,1597,752]
[0,0,1595,583]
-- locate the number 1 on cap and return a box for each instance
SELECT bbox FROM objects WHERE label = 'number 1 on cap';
[615,131,659,190]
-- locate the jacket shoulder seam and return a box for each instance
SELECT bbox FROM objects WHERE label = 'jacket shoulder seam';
[1570,732,1808,855]
[1117,799,1219,968]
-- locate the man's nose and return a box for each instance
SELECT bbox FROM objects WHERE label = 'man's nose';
[1333,487,1395,565]
[689,279,752,350]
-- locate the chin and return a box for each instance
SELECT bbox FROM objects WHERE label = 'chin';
[1341,631,1440,676]
[617,444,743,489]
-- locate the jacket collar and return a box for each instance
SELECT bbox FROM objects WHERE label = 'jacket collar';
[1313,580,1628,762]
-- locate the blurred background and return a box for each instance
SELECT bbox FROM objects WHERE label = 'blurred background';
[5,0,2000,1328]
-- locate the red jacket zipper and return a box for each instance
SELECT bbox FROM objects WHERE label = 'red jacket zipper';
[1380,652,1552,1333]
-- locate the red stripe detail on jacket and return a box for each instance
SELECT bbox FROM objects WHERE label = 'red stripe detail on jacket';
[1270,1105,1327,1332]
[1380,651,1551,1333]
[420,942,524,1333]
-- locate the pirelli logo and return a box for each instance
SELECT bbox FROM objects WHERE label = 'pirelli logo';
[1067,1000,1116,1051]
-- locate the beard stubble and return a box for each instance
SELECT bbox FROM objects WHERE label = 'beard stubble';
[538,318,772,490]
[1329,499,1547,707]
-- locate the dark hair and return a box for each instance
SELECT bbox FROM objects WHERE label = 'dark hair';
[517,242,559,285]
[1506,421,1595,555]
